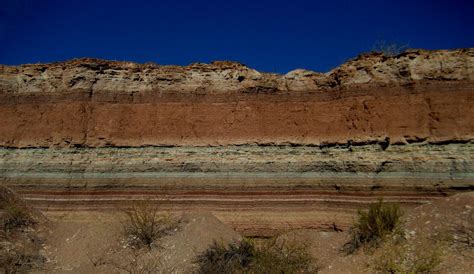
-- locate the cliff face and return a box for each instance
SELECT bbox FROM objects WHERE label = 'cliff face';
[0,49,473,147]
[1,49,473,235]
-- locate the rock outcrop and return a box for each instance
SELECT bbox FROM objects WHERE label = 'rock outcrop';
[0,49,473,235]
[0,48,473,147]
[1,49,472,95]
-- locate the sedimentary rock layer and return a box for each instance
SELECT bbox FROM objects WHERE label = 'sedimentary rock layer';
[1,144,473,235]
[1,49,473,235]
[1,143,473,174]
[0,49,473,147]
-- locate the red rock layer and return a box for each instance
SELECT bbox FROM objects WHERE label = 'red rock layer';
[0,83,472,147]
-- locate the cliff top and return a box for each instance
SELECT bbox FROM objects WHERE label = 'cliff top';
[0,48,472,95]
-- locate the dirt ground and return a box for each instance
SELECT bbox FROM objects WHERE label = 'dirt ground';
[2,191,473,273]
[277,192,474,273]
[37,211,240,273]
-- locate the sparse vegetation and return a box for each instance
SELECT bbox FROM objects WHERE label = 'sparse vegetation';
[251,239,317,274]
[196,239,254,273]
[89,250,161,274]
[373,240,442,273]
[195,238,317,274]
[0,186,44,273]
[345,199,403,253]
[0,247,45,274]
[1,186,36,233]
[372,40,408,57]
[2,203,35,232]
[0,248,29,274]
[451,214,474,250]
[122,201,177,248]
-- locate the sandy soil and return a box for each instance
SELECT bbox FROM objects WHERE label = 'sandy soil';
[3,190,473,273]
[40,211,241,273]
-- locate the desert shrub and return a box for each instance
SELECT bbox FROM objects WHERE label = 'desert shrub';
[345,199,403,253]
[0,249,27,274]
[0,186,44,273]
[195,238,317,274]
[451,213,474,250]
[0,186,35,232]
[251,239,317,274]
[195,239,254,273]
[0,246,45,274]
[2,204,35,231]
[372,40,408,57]
[410,249,442,273]
[122,202,176,248]
[373,241,442,273]
[97,250,161,274]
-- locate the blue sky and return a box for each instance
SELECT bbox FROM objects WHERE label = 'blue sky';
[0,0,473,73]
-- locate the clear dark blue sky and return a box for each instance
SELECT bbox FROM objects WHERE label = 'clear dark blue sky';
[0,0,473,73]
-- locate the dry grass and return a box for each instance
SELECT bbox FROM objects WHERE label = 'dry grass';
[195,238,318,274]
[373,239,443,273]
[252,238,318,274]
[195,239,254,273]
[0,247,45,274]
[122,201,177,248]
[0,186,36,233]
[345,199,403,253]
[89,250,161,274]
[2,203,35,232]
[451,213,474,251]
[372,40,408,56]
[0,186,45,273]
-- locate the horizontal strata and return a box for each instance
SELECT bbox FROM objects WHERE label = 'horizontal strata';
[1,49,473,235]
[5,174,472,236]
[5,173,472,236]
[2,143,473,235]
[1,143,473,174]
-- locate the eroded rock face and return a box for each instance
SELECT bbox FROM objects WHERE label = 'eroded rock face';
[1,49,472,95]
[0,48,473,148]
[0,49,473,235]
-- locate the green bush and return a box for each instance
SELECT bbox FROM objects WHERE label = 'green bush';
[195,238,317,274]
[345,199,403,253]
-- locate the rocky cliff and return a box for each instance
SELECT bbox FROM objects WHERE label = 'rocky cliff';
[1,49,473,235]
[0,48,473,147]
